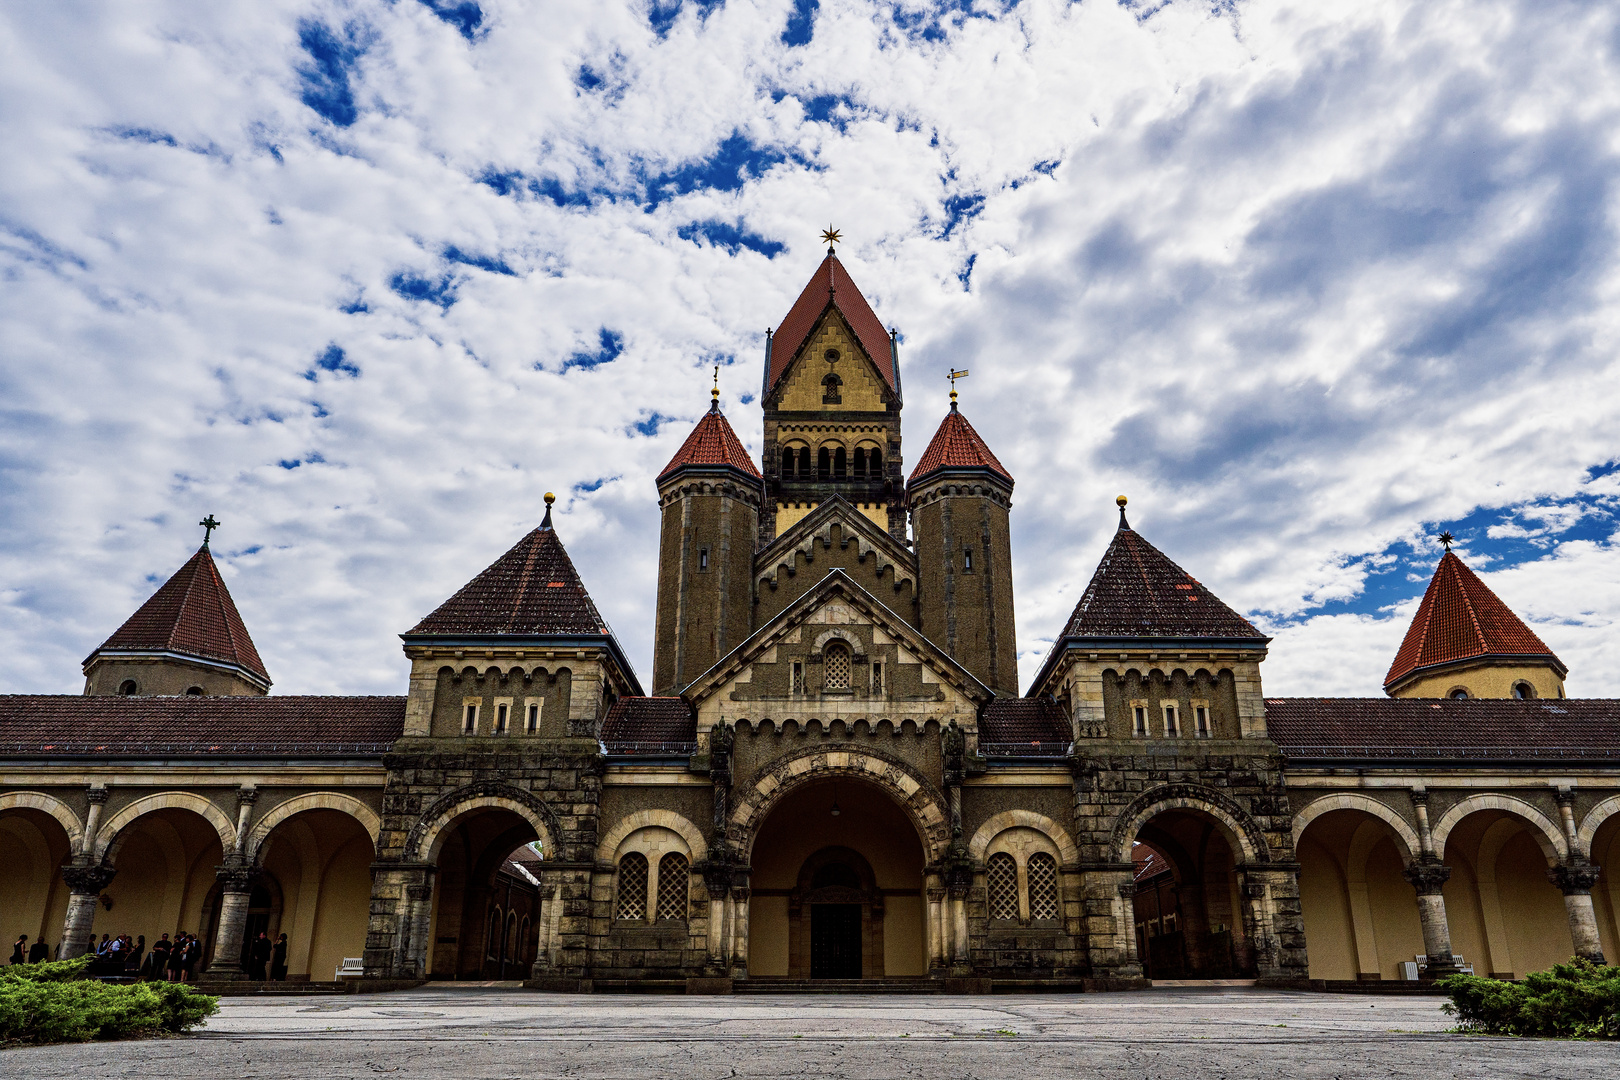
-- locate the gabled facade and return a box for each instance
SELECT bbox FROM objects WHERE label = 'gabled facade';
[5,248,1620,996]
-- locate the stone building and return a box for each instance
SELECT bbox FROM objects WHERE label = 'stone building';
[2,251,1617,990]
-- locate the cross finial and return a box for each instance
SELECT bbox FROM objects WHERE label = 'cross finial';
[1439,530,1454,552]
[948,368,969,410]
[820,225,842,254]
[198,514,221,549]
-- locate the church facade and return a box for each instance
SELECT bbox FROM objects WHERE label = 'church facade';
[3,252,1617,991]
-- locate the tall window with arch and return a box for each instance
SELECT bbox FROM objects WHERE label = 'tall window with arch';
[656,853,689,922]
[1026,853,1059,921]
[615,852,649,921]
[824,642,851,689]
[986,853,1019,922]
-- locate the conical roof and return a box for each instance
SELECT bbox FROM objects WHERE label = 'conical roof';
[88,545,270,683]
[658,400,761,481]
[407,508,609,637]
[768,253,895,395]
[1384,550,1564,690]
[1061,512,1266,641]
[908,404,1011,486]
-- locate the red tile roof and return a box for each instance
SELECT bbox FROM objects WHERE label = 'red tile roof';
[0,695,404,756]
[1062,522,1267,641]
[408,519,609,637]
[908,406,1012,485]
[88,545,269,684]
[768,254,895,396]
[979,698,1070,753]
[658,402,761,481]
[1384,551,1564,691]
[600,696,696,752]
[1265,697,1620,761]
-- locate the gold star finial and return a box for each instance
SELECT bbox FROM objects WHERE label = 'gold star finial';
[821,226,842,253]
[1439,530,1454,552]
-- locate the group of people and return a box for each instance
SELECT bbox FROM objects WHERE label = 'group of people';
[10,929,289,980]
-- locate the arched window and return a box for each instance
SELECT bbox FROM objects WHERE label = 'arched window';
[1027,853,1059,921]
[798,447,810,476]
[824,642,851,689]
[1513,682,1536,700]
[822,373,842,404]
[615,852,649,921]
[185,686,204,696]
[519,916,531,963]
[656,853,688,922]
[868,448,881,475]
[834,446,847,478]
[486,907,502,958]
[506,911,519,961]
[1449,688,1470,700]
[853,447,867,477]
[782,448,796,477]
[818,447,831,479]
[986,853,1019,922]
[118,679,138,696]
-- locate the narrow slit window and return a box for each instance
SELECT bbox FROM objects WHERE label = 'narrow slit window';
[527,702,541,732]
[871,662,883,697]
[962,548,973,573]
[495,703,509,734]
[792,662,804,694]
[1133,706,1148,737]
[698,547,709,572]
[464,703,479,734]
[1195,706,1209,737]
[1163,704,1178,737]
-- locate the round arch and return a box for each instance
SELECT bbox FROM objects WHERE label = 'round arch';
[1576,795,1620,857]
[968,810,1080,865]
[1431,794,1568,864]
[1109,784,1267,864]
[95,791,236,862]
[411,790,558,863]
[245,793,382,861]
[596,809,706,865]
[0,791,84,851]
[1291,794,1421,861]
[730,748,950,862]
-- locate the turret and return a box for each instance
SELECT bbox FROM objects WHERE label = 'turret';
[82,516,270,697]
[650,389,762,694]
[907,394,1018,694]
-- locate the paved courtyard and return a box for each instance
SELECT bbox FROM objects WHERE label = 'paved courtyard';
[11,985,1620,1078]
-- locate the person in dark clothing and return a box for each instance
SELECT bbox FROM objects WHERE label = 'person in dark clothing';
[125,935,145,974]
[10,936,25,965]
[27,940,49,964]
[248,932,271,980]
[148,934,171,980]
[180,934,200,982]
[270,934,288,981]
[167,934,186,982]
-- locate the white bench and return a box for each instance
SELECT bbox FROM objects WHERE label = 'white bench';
[335,957,364,981]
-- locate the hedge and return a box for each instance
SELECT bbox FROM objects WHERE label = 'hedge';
[1442,957,1620,1039]
[0,957,219,1045]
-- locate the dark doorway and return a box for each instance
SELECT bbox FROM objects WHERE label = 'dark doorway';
[811,904,862,978]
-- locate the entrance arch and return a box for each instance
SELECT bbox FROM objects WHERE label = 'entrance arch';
[251,806,376,981]
[0,799,77,960]
[1439,805,1573,979]
[1295,806,1425,980]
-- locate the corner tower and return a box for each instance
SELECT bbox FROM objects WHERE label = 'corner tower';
[651,391,762,694]
[761,247,905,543]
[1384,539,1566,699]
[907,396,1018,694]
[83,521,270,697]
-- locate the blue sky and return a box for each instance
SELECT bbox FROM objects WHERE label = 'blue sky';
[2,0,1619,697]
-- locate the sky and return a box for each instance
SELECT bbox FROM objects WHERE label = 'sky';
[2,0,1619,700]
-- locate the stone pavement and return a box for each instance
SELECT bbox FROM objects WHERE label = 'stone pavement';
[11,985,1620,1078]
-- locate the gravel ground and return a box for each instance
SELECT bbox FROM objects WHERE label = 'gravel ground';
[9,985,1620,1079]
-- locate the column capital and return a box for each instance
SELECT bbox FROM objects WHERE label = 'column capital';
[405,883,435,903]
[62,864,116,895]
[85,786,111,805]
[216,862,263,894]
[1408,789,1429,808]
[1549,863,1602,896]
[1402,860,1451,896]
[236,787,260,806]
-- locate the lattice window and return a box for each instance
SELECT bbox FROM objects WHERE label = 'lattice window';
[987,853,1019,921]
[656,853,689,922]
[616,852,648,921]
[1027,853,1059,921]
[824,643,851,689]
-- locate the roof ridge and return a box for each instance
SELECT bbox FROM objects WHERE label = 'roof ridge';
[1448,554,1490,657]
[200,552,242,663]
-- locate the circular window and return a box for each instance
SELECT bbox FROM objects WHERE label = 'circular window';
[1449,688,1470,700]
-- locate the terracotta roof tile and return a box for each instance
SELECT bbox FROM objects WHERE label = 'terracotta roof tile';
[408,517,609,637]
[600,696,696,752]
[88,545,269,684]
[0,695,404,756]
[1061,521,1266,641]
[769,254,895,396]
[1265,697,1620,760]
[1384,551,1564,690]
[658,403,761,481]
[979,698,1070,753]
[908,406,1011,486]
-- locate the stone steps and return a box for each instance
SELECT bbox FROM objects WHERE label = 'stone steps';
[736,978,944,995]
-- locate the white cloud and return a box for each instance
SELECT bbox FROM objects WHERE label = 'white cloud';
[2,0,1618,701]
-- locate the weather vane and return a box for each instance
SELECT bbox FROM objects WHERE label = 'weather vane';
[712,363,720,405]
[948,368,969,408]
[199,514,221,549]
[820,225,842,253]
[1438,530,1454,552]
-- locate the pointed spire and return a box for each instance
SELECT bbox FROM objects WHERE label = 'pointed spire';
[1384,547,1565,693]
[767,253,896,396]
[1061,511,1266,641]
[86,542,271,687]
[908,404,1012,487]
[541,491,555,530]
[657,396,761,482]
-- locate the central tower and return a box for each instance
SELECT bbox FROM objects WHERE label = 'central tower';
[760,248,905,543]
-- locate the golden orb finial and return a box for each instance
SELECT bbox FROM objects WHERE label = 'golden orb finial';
[544,492,555,506]
[1116,495,1128,508]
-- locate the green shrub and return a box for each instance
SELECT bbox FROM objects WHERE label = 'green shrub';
[0,961,218,1045]
[1442,957,1620,1038]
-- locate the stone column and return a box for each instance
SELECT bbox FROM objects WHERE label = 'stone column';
[702,864,729,972]
[1550,863,1606,964]
[59,865,115,959]
[1118,880,1140,970]
[1411,790,1437,858]
[925,880,946,971]
[79,786,110,857]
[1402,861,1458,978]
[231,788,258,855]
[730,886,750,976]
[402,876,437,978]
[208,863,261,978]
